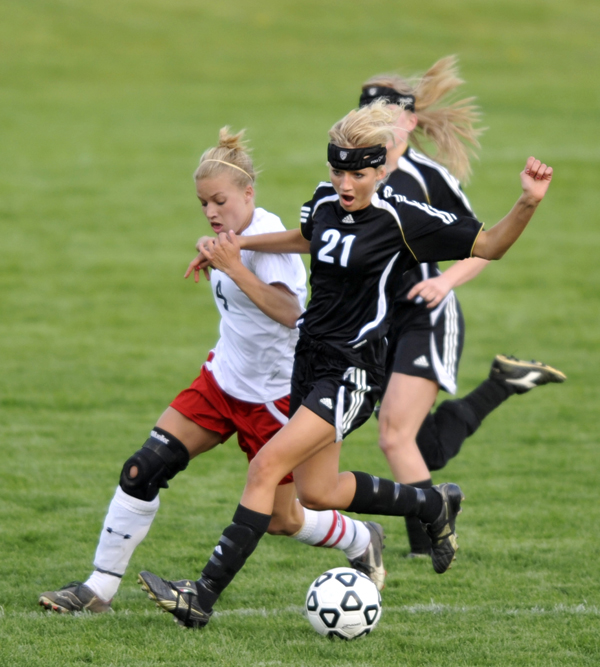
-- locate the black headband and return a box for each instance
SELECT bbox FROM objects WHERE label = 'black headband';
[359,86,416,112]
[327,143,387,171]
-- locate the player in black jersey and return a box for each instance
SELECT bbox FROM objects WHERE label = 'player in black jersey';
[138,101,553,629]
[359,57,566,558]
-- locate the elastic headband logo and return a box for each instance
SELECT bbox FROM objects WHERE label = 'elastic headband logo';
[327,143,387,171]
[359,86,416,112]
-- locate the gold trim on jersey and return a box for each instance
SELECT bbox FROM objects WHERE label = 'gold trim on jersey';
[469,223,485,257]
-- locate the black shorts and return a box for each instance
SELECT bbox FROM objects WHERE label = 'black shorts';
[290,336,384,442]
[387,292,465,394]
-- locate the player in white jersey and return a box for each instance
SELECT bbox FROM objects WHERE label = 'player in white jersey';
[38,128,386,616]
[138,102,554,629]
[359,57,565,557]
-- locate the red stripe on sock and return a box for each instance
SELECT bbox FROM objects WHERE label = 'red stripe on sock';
[329,514,347,548]
[314,511,339,547]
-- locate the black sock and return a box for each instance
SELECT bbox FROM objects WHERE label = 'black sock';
[346,472,442,523]
[196,504,271,612]
[404,479,434,554]
[462,378,514,424]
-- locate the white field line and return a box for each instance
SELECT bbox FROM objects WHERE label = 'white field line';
[11,602,600,620]
[216,602,600,618]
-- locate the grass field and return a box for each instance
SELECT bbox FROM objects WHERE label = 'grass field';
[1,1,600,665]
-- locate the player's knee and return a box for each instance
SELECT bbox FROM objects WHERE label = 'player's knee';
[378,425,410,457]
[296,489,330,511]
[246,453,285,490]
[267,514,301,536]
[119,427,190,502]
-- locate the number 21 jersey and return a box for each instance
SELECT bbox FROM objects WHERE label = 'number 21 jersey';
[298,182,483,371]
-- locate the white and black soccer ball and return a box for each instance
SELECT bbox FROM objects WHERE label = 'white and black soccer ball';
[305,567,382,639]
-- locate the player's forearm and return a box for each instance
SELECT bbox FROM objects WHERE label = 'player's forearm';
[473,194,539,260]
[226,263,302,328]
[443,257,490,288]
[238,229,310,254]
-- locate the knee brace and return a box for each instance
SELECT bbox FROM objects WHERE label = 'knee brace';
[119,427,190,501]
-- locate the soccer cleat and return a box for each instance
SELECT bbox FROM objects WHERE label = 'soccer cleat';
[424,483,464,574]
[490,354,566,394]
[138,571,212,629]
[38,582,112,614]
[347,521,386,591]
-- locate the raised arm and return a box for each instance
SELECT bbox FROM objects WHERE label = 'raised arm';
[236,228,311,254]
[184,228,311,283]
[473,157,552,260]
[407,257,490,308]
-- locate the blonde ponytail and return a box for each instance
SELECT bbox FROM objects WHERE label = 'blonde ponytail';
[362,56,484,183]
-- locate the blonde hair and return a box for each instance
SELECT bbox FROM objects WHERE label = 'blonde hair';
[329,99,398,152]
[362,56,484,183]
[194,127,257,187]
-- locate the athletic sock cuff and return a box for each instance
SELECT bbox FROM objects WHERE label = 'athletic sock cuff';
[115,485,160,514]
[232,504,272,535]
[292,507,319,541]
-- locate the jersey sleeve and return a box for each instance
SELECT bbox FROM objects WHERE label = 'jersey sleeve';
[300,199,314,241]
[251,251,305,297]
[300,181,335,241]
[398,198,484,263]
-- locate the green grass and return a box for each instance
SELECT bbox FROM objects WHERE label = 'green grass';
[1,1,600,665]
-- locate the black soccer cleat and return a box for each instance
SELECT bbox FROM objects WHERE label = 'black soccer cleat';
[490,354,566,394]
[347,521,386,591]
[138,571,212,629]
[424,483,464,574]
[39,581,112,614]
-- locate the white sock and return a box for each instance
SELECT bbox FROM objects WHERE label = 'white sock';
[84,486,159,602]
[292,508,370,560]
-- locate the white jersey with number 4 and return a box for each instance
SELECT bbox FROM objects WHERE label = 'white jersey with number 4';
[207,207,307,404]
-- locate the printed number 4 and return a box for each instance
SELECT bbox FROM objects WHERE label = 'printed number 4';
[317,230,356,267]
[215,280,229,311]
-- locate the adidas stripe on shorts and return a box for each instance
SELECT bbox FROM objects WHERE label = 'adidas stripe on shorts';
[290,335,384,442]
[387,291,465,395]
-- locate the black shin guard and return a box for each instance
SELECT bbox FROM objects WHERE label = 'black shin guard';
[416,398,482,471]
[345,472,422,517]
[462,378,513,421]
[346,472,442,524]
[197,504,271,612]
[404,480,434,555]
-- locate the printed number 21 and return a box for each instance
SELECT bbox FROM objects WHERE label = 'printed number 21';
[317,230,356,267]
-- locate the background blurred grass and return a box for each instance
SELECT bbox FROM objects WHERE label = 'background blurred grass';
[1,1,599,665]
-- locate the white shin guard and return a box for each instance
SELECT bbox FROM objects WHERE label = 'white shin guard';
[86,486,159,601]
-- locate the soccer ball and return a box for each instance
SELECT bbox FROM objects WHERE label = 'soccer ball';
[305,567,382,639]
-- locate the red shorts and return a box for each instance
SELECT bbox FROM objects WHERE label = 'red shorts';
[170,358,293,484]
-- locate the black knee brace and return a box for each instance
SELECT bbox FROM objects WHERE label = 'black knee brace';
[119,427,190,501]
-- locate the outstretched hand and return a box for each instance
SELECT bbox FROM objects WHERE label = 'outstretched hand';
[184,253,212,282]
[185,236,215,282]
[521,156,553,204]
[407,274,453,308]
